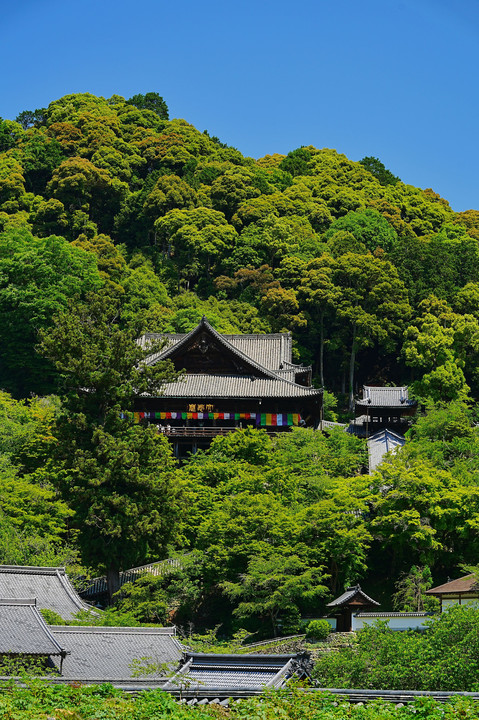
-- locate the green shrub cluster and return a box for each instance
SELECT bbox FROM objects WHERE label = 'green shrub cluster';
[0,683,478,719]
[313,605,479,691]
[306,619,331,641]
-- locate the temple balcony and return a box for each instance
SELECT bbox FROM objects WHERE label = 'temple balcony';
[156,425,288,437]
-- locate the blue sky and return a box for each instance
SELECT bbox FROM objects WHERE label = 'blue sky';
[2,0,478,211]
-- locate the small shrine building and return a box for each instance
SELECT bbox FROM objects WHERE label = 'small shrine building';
[352,386,417,437]
[326,584,380,632]
[133,317,322,458]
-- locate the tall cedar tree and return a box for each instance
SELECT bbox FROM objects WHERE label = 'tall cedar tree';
[39,291,182,598]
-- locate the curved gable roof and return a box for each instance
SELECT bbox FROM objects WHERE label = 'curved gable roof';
[143,317,321,398]
[144,317,278,380]
[326,585,380,608]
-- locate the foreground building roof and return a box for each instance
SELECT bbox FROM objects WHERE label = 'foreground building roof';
[0,598,67,657]
[163,652,310,695]
[49,626,183,681]
[0,566,97,621]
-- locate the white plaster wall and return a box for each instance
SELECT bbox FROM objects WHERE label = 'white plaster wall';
[352,614,429,631]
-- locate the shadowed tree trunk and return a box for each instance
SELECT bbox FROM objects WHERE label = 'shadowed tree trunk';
[349,324,357,411]
[107,565,121,602]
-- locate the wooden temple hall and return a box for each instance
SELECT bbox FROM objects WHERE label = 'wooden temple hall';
[133,317,322,458]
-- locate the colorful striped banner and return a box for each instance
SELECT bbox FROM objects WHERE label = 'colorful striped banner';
[121,411,301,426]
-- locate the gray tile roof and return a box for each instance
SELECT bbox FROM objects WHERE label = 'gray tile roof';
[81,557,186,599]
[354,612,429,618]
[140,327,294,372]
[141,318,317,399]
[320,420,348,431]
[49,626,183,681]
[163,653,306,692]
[356,386,416,408]
[0,599,67,656]
[211,334,290,371]
[326,585,380,608]
[367,429,405,472]
[151,374,320,399]
[0,566,98,621]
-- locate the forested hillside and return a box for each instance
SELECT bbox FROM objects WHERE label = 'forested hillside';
[1,92,479,635]
[2,91,479,401]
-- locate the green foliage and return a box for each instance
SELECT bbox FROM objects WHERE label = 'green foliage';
[3,89,479,638]
[0,228,101,395]
[402,401,479,480]
[322,390,338,421]
[392,566,440,613]
[279,147,312,177]
[39,608,66,625]
[15,108,48,129]
[306,618,331,641]
[1,89,478,400]
[114,572,169,624]
[178,428,370,629]
[325,209,398,253]
[223,552,327,636]
[359,156,400,186]
[126,92,169,120]
[0,391,80,568]
[0,682,477,719]
[70,607,145,626]
[313,605,479,691]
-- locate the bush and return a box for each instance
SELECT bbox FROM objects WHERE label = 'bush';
[306,619,331,641]
[312,605,479,690]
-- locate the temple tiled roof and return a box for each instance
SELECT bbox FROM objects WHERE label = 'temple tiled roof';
[152,373,321,399]
[354,612,429,618]
[0,599,67,656]
[326,585,380,608]
[356,386,416,408]
[426,574,479,596]
[163,652,308,692]
[0,566,98,621]
[49,626,183,680]
[141,318,317,396]
[140,327,299,374]
[367,429,405,472]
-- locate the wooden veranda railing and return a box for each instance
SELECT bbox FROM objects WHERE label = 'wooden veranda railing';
[157,426,285,437]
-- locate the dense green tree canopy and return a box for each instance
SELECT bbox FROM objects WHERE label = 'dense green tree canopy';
[1,90,479,637]
[0,228,101,395]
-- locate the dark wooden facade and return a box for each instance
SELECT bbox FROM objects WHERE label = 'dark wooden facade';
[135,317,322,457]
